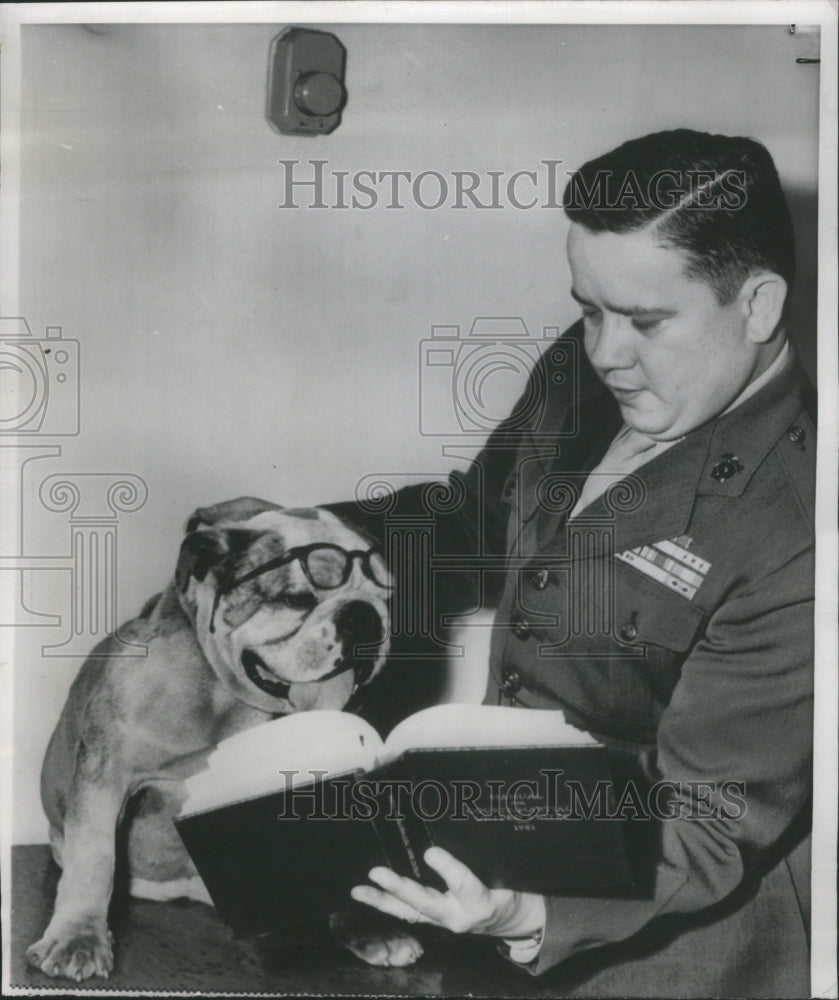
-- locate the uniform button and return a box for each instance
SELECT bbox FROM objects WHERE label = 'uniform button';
[502,478,517,499]
[619,621,638,642]
[525,568,551,590]
[501,667,522,696]
[788,425,806,449]
[510,614,531,640]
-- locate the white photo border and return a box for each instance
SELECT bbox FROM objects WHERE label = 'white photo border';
[1,3,836,997]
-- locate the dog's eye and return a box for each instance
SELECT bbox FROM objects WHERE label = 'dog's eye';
[278,591,318,612]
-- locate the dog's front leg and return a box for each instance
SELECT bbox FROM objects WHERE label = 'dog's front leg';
[27,741,129,981]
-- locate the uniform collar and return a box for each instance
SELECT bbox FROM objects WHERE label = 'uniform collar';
[697,343,808,498]
[549,338,811,555]
[720,339,790,417]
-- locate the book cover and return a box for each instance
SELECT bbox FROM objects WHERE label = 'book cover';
[174,707,638,936]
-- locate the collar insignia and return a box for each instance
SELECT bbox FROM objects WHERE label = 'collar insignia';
[710,453,744,483]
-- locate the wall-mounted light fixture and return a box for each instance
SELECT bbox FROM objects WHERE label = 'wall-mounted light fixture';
[267,28,347,135]
[789,24,820,64]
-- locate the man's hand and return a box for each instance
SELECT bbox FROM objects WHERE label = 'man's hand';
[350,847,546,938]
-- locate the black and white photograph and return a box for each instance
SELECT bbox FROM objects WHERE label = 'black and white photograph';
[1,3,837,997]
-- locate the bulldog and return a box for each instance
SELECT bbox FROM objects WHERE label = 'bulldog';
[26,497,401,981]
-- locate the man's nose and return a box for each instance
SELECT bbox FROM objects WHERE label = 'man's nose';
[585,314,635,371]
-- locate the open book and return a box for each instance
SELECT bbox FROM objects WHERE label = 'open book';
[175,704,635,936]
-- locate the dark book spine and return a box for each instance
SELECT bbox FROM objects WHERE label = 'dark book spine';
[368,758,449,890]
[364,759,444,888]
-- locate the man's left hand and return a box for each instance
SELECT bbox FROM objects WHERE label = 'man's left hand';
[350,846,546,938]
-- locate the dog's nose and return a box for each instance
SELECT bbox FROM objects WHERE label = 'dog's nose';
[334,601,384,687]
[334,600,383,645]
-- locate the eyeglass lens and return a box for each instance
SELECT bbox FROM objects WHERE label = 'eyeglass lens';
[302,546,390,590]
[305,547,348,588]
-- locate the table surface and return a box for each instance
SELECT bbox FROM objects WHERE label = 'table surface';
[10,843,624,996]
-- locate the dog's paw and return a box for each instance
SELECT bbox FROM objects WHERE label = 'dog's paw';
[26,923,114,981]
[329,909,424,967]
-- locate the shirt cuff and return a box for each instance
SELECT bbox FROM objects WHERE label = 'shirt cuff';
[501,927,545,964]
[499,894,547,965]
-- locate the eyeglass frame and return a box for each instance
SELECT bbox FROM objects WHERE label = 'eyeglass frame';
[223,542,392,595]
[209,543,392,633]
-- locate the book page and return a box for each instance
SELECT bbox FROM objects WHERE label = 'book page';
[181,711,383,815]
[378,703,599,765]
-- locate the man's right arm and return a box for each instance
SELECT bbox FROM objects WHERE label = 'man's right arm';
[323,326,584,614]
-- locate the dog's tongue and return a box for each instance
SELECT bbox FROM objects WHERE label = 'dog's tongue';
[241,650,356,709]
[288,672,356,711]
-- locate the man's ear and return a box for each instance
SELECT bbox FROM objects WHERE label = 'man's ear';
[175,530,229,593]
[739,272,788,344]
[185,497,283,534]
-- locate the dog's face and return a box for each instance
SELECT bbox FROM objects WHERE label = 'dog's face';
[175,508,391,714]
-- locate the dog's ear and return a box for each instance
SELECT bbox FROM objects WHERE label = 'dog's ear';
[185,496,283,534]
[176,528,266,593]
[176,530,229,592]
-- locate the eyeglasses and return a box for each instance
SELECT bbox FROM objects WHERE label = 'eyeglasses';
[228,543,391,593]
[210,544,391,631]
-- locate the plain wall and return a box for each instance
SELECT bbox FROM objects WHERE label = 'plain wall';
[10,22,820,842]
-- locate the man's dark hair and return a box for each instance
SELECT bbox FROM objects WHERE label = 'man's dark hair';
[563,129,796,304]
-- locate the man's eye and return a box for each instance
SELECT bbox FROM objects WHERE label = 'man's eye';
[632,317,663,333]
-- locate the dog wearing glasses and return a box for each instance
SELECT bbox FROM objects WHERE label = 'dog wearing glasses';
[27,498,394,981]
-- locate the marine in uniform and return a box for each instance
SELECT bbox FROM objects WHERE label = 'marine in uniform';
[342,130,815,997]
[207,129,816,996]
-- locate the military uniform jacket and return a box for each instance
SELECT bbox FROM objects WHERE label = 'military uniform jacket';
[331,322,815,997]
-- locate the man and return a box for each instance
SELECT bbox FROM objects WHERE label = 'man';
[343,130,815,997]
[208,130,815,996]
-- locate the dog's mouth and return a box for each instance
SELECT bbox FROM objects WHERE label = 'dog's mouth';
[241,649,291,700]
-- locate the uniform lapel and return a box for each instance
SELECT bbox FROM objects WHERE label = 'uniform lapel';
[572,428,711,555]
[535,350,810,560]
[524,320,612,481]
[532,389,621,551]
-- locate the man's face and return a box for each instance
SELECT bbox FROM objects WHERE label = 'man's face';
[567,223,762,440]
